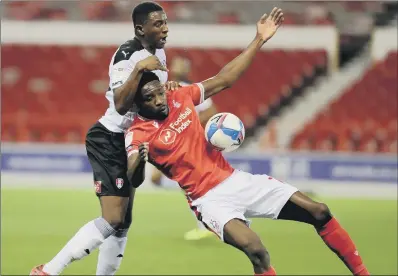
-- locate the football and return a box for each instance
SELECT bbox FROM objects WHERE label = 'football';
[204,112,245,152]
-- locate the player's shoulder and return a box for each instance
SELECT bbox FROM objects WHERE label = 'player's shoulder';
[166,89,179,101]
[130,113,143,127]
[127,120,146,139]
[113,38,145,64]
[130,114,155,131]
[180,83,198,91]
[155,48,167,60]
[170,84,196,99]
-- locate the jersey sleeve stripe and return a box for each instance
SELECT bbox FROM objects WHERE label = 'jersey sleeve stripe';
[127,149,138,158]
[195,82,205,104]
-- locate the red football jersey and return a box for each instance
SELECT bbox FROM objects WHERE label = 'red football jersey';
[125,83,234,200]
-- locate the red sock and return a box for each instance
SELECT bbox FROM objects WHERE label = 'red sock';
[318,217,369,275]
[255,266,276,276]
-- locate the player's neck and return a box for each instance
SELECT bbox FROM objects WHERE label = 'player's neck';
[137,112,151,121]
[138,111,168,121]
[135,36,156,55]
[137,112,160,121]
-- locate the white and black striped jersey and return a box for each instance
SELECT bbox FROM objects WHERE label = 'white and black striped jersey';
[99,38,168,133]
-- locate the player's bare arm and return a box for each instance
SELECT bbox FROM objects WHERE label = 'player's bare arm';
[201,8,284,99]
[114,56,167,115]
[127,142,149,188]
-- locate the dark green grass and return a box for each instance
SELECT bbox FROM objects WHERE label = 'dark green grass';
[1,189,397,275]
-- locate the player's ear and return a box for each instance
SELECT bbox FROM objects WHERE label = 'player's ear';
[132,103,139,112]
[134,99,143,110]
[135,25,145,36]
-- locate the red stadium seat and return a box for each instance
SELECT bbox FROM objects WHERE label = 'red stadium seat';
[1,45,326,143]
[6,2,44,20]
[3,1,340,25]
[291,51,398,153]
[79,2,117,21]
[217,13,240,24]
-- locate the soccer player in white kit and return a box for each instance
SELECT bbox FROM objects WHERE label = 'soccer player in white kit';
[126,8,369,276]
[30,2,178,276]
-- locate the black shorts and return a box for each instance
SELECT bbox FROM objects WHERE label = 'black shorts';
[86,122,130,197]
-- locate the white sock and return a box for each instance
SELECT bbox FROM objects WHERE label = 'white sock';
[43,218,115,275]
[96,230,128,275]
[190,209,206,230]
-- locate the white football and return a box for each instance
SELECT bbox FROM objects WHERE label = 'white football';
[204,112,245,152]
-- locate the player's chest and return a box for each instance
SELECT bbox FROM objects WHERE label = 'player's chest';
[147,103,198,154]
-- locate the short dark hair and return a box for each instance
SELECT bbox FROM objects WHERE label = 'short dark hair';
[136,71,160,100]
[132,2,164,25]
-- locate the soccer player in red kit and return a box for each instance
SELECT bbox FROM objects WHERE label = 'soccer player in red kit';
[125,8,369,276]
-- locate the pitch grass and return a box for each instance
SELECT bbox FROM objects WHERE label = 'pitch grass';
[1,189,397,275]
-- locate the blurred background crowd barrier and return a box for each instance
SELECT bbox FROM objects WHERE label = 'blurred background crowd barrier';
[1,1,397,196]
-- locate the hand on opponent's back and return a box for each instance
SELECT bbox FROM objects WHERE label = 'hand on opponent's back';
[164,81,182,91]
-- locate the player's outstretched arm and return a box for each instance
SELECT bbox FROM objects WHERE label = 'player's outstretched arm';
[126,142,149,188]
[201,8,284,100]
[114,56,167,115]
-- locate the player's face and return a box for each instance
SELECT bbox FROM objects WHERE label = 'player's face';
[143,11,168,49]
[138,80,169,120]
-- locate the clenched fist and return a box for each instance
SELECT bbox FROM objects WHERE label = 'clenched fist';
[137,56,168,72]
[138,142,149,162]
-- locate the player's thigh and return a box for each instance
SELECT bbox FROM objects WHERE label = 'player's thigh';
[99,196,130,225]
[196,200,248,241]
[100,187,136,229]
[245,174,298,219]
[86,122,131,198]
[224,219,266,257]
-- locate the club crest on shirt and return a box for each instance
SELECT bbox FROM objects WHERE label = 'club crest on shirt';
[173,100,181,108]
[159,129,177,145]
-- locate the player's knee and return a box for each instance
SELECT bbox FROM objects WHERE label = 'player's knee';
[100,197,130,229]
[115,215,132,236]
[243,241,270,269]
[103,214,126,230]
[114,228,129,238]
[122,212,133,229]
[312,203,332,225]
